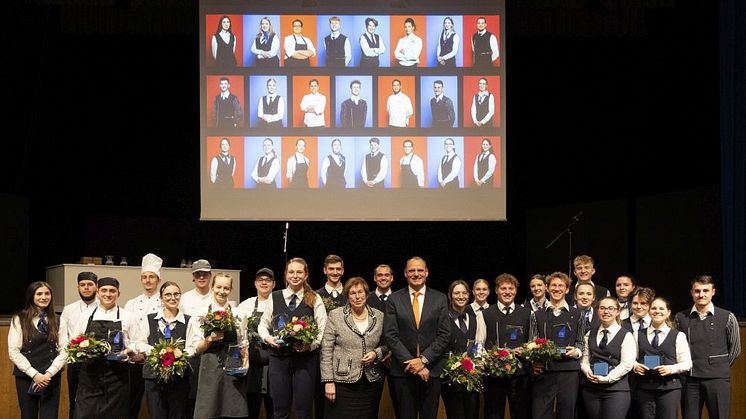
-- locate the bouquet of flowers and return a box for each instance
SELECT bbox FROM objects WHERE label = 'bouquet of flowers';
[66,334,111,364]
[278,316,319,348]
[245,315,260,342]
[520,338,561,364]
[200,308,239,336]
[440,352,484,392]
[321,297,338,313]
[146,338,191,382]
[483,347,521,378]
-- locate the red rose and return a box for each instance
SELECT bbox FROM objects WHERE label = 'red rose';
[70,335,86,345]
[461,357,474,372]
[162,352,175,367]
[498,349,509,359]
[535,338,548,345]
[296,320,308,327]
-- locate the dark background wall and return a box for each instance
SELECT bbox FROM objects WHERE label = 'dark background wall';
[3,1,725,314]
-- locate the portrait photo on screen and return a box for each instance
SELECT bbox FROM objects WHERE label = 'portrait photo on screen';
[245,136,283,189]
[352,15,391,68]
[377,75,416,129]
[391,136,428,188]
[316,15,354,68]
[206,75,245,129]
[280,15,318,67]
[463,15,501,69]
[249,75,288,129]
[317,137,357,189]
[206,136,244,188]
[389,15,427,68]
[427,136,464,189]
[463,75,500,129]
[243,15,282,68]
[464,136,501,188]
[357,136,392,189]
[425,15,464,68]
[206,14,244,68]
[282,136,319,188]
[420,75,458,128]
[293,75,330,128]
[334,75,373,129]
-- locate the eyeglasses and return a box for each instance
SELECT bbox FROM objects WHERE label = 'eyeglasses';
[255,277,274,283]
[598,306,618,312]
[162,292,181,300]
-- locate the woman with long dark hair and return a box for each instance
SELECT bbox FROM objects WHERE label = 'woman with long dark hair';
[212,15,237,68]
[8,281,66,419]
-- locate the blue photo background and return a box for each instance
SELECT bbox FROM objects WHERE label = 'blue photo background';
[424,15,464,67]
[248,75,288,128]
[348,15,391,67]
[243,15,282,67]
[419,75,459,128]
[426,136,464,188]
[334,75,373,128]
[355,136,392,188]
[316,137,358,188]
[244,136,283,188]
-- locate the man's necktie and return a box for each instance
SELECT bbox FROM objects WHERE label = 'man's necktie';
[652,330,660,348]
[412,292,420,328]
[37,311,48,335]
[288,294,297,311]
[638,319,646,332]
[458,313,467,334]
[599,329,609,349]
[504,306,511,315]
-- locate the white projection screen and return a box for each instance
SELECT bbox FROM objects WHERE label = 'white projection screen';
[200,1,506,220]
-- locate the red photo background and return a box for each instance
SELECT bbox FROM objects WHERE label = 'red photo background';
[292,75,331,128]
[206,136,245,188]
[377,75,417,128]
[462,15,501,68]
[281,136,319,188]
[390,136,428,188]
[462,75,500,128]
[206,75,246,128]
[280,15,319,67]
[463,136,501,188]
[205,15,245,67]
[389,15,427,68]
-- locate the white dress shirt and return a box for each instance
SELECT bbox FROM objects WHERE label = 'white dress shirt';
[60,298,98,344]
[473,152,497,183]
[361,152,389,185]
[186,300,245,353]
[252,153,280,185]
[8,315,68,379]
[437,153,462,185]
[471,91,495,125]
[180,288,212,317]
[250,33,280,61]
[284,35,316,59]
[237,296,270,318]
[470,301,489,312]
[386,92,413,127]
[70,304,144,352]
[581,323,636,383]
[139,310,197,355]
[257,94,285,124]
[300,93,326,127]
[633,324,692,374]
[360,33,386,58]
[394,33,423,66]
[258,288,328,351]
[436,31,461,62]
[210,154,236,183]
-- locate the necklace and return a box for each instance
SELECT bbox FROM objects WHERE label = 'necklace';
[351,309,368,320]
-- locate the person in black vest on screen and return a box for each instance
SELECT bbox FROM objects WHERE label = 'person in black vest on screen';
[430,80,455,128]
[436,17,460,67]
[674,275,741,419]
[580,297,636,419]
[339,80,367,129]
[211,16,237,69]
[251,17,280,67]
[471,17,499,68]
[210,137,236,188]
[252,138,280,189]
[471,78,495,128]
[366,264,398,419]
[141,281,193,419]
[438,138,461,189]
[482,274,531,419]
[320,140,348,189]
[212,77,243,128]
[324,16,351,67]
[260,258,328,419]
[359,17,386,67]
[257,78,285,128]
[632,297,691,419]
[473,138,497,188]
[362,137,389,188]
[8,282,66,419]
[529,271,584,419]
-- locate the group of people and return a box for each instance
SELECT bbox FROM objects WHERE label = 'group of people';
[211,15,499,68]
[10,253,739,419]
[210,136,497,189]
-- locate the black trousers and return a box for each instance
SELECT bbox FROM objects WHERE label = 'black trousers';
[372,369,398,419]
[484,375,531,419]
[634,387,680,419]
[128,364,144,419]
[247,391,273,419]
[269,352,318,419]
[389,375,441,419]
[144,378,189,419]
[15,375,61,419]
[581,387,630,419]
[66,363,81,419]
[441,382,479,419]
[682,377,731,419]
[532,370,579,419]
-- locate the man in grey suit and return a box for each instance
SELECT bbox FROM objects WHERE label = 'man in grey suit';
[384,256,451,419]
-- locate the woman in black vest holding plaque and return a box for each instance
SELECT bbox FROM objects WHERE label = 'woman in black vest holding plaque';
[259,257,328,419]
[141,281,193,419]
[581,296,636,419]
[441,280,485,419]
[8,281,66,419]
[632,297,691,419]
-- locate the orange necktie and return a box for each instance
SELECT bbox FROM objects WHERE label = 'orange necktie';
[412,291,421,328]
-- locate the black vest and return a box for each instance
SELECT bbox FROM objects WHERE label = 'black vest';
[585,327,630,391]
[324,155,346,188]
[254,33,279,67]
[12,317,59,378]
[142,313,190,380]
[483,305,531,350]
[256,155,277,189]
[439,32,456,66]
[215,32,236,68]
[533,307,581,371]
[474,93,493,126]
[324,34,347,67]
[636,329,682,390]
[340,99,366,129]
[675,308,733,378]
[316,286,348,307]
[215,154,235,187]
[431,97,453,127]
[270,290,315,356]
[448,310,478,354]
[440,154,459,189]
[367,292,389,313]
[472,30,494,67]
[365,152,384,185]
[476,152,494,185]
[260,95,282,128]
[360,34,380,67]
[215,95,239,128]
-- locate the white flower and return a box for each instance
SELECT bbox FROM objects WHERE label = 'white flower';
[79,340,90,348]
[174,348,183,358]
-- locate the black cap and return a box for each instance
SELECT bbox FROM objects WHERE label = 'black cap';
[97,277,120,289]
[255,268,275,280]
[77,272,98,283]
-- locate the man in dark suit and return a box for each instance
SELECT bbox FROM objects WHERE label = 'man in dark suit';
[367,264,397,419]
[384,257,451,419]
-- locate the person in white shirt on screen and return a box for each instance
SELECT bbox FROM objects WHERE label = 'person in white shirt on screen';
[359,17,386,67]
[471,16,500,68]
[284,19,316,67]
[436,17,460,68]
[398,139,424,188]
[211,15,237,69]
[210,137,236,188]
[320,138,348,189]
[257,78,285,128]
[394,18,422,67]
[324,16,351,67]
[300,79,326,128]
[362,137,388,188]
[251,17,280,67]
[252,138,280,189]
[286,138,310,188]
[471,77,495,128]
[386,79,413,128]
[438,137,461,189]
[473,138,497,187]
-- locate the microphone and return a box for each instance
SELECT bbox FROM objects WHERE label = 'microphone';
[572,211,583,221]
[283,223,289,254]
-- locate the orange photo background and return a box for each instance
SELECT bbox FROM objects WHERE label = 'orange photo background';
[206,136,245,188]
[377,75,417,128]
[389,15,427,68]
[281,136,319,188]
[390,137,428,188]
[205,15,244,67]
[292,75,331,128]
[206,75,245,127]
[462,75,500,128]
[464,136,501,188]
[462,15,501,68]
[280,15,319,67]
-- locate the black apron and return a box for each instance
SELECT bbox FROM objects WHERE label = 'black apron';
[247,298,271,393]
[400,156,419,188]
[290,155,309,188]
[75,307,129,419]
[285,35,310,67]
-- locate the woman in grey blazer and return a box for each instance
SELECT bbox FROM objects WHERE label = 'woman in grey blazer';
[321,276,389,419]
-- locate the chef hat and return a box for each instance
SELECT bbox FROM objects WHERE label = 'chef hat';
[141,253,163,278]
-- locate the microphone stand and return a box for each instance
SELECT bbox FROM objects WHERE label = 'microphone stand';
[283,222,289,264]
[545,211,583,278]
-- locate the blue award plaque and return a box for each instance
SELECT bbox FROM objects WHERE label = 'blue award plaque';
[644,355,661,370]
[592,362,609,376]
[106,330,127,361]
[224,344,248,376]
[271,314,288,346]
